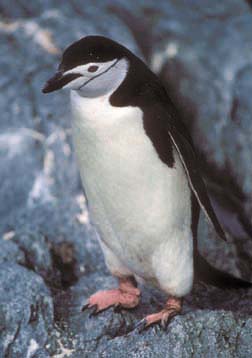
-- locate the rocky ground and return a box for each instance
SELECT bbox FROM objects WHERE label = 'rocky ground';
[1,0,252,357]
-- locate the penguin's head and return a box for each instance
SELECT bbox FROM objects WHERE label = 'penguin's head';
[42,36,131,98]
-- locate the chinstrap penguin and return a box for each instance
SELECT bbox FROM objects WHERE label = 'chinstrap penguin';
[43,36,251,330]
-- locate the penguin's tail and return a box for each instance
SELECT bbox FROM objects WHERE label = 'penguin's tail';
[194,253,252,289]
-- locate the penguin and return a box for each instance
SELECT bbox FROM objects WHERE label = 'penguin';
[42,36,251,330]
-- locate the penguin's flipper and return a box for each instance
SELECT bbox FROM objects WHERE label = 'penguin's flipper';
[194,253,252,288]
[167,125,227,242]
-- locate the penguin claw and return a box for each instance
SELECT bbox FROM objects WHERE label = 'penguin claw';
[160,318,168,331]
[81,301,90,311]
[134,298,181,333]
[81,301,99,317]
[81,280,141,318]
[88,304,98,317]
[135,314,174,333]
[113,303,122,313]
[135,318,147,333]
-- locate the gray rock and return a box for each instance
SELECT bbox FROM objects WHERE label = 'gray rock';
[0,263,53,357]
[49,273,252,357]
[0,239,25,265]
[12,231,54,278]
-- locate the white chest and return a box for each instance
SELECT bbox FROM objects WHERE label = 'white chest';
[70,91,192,278]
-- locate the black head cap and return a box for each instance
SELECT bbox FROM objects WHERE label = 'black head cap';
[58,35,129,72]
[42,35,151,96]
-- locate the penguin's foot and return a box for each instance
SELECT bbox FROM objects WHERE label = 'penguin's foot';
[136,297,182,332]
[82,277,140,315]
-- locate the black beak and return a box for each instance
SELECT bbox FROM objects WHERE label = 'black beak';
[42,71,82,94]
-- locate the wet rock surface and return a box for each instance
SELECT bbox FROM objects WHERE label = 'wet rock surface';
[1,0,252,356]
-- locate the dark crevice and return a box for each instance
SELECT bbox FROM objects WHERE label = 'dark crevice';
[230,97,239,123]
[12,235,75,291]
[16,246,35,272]
[28,302,39,324]
[13,245,61,290]
[53,289,73,323]
[245,0,252,9]
[15,238,79,322]
[4,321,22,358]
[239,214,252,238]
[235,321,247,351]
[106,316,134,340]
[50,242,78,290]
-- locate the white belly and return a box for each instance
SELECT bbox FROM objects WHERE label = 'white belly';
[71,91,193,296]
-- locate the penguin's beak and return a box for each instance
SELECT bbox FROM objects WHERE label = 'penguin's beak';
[42,71,82,93]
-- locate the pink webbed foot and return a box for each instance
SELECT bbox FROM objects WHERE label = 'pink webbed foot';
[136,297,182,331]
[82,277,140,315]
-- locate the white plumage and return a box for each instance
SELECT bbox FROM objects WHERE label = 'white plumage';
[71,88,193,297]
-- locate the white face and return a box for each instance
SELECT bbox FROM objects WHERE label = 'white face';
[63,58,129,98]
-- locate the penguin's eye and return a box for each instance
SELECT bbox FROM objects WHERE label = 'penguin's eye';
[88,65,99,73]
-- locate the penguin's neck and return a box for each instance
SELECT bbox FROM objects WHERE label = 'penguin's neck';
[71,90,111,125]
[70,90,140,131]
[70,89,145,189]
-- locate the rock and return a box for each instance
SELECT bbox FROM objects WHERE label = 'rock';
[8,200,104,287]
[50,273,252,357]
[12,231,54,279]
[0,263,53,357]
[0,239,25,265]
[92,311,252,358]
